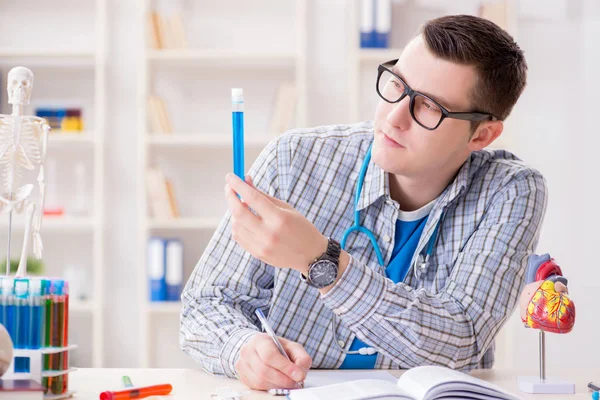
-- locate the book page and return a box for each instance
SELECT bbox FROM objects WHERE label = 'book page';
[289,379,411,400]
[396,366,519,400]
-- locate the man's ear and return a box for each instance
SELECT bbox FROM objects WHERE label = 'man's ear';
[467,120,504,151]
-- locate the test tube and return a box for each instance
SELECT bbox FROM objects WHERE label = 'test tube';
[232,88,245,181]
[43,279,52,378]
[50,280,65,394]
[29,278,44,349]
[63,281,69,371]
[14,278,29,372]
[2,278,16,343]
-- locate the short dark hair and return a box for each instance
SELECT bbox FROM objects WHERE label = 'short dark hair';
[421,15,527,130]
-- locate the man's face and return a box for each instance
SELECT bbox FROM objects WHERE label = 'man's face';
[372,35,478,178]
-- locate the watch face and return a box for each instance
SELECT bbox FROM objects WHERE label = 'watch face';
[308,260,338,287]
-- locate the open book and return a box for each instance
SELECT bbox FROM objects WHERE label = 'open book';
[288,366,520,400]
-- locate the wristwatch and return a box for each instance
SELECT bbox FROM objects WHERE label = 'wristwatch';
[301,238,341,289]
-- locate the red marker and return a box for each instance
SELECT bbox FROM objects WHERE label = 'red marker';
[99,383,172,400]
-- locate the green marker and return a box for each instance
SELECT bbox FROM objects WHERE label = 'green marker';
[122,376,133,388]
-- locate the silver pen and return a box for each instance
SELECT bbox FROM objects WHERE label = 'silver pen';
[255,308,305,388]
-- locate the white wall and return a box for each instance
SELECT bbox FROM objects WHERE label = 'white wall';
[100,0,599,369]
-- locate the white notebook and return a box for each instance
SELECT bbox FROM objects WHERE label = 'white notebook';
[288,366,521,400]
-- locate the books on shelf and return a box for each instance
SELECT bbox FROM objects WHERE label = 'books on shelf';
[147,11,188,50]
[146,167,179,219]
[269,82,297,137]
[479,0,509,31]
[147,95,173,134]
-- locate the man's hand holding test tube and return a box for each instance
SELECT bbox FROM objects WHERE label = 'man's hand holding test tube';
[229,88,312,391]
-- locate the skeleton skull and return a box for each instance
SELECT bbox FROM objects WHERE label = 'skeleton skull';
[7,67,34,106]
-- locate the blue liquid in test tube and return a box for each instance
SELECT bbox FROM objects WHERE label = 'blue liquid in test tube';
[14,279,29,373]
[29,278,43,349]
[232,88,245,181]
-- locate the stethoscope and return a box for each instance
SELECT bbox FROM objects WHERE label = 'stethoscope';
[331,142,443,356]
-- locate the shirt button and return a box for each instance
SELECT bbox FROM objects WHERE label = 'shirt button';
[337,340,346,348]
[383,234,392,243]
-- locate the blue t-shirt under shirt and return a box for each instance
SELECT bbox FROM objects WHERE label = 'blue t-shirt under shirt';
[339,204,432,369]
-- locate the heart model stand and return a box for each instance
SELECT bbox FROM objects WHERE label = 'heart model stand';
[517,254,576,394]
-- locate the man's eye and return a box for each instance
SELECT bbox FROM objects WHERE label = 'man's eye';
[423,101,435,110]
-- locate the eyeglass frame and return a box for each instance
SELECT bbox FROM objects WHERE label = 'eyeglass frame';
[376,59,498,131]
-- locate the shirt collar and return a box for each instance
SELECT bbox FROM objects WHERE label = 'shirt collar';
[355,149,472,212]
[355,153,387,211]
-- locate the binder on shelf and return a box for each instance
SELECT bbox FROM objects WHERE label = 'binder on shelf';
[269,83,297,137]
[165,239,183,301]
[147,238,167,301]
[374,0,391,48]
[360,0,376,48]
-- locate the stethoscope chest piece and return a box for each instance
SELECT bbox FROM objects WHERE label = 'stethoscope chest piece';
[414,253,429,281]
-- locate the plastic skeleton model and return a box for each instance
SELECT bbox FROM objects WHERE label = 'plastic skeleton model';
[0,67,49,276]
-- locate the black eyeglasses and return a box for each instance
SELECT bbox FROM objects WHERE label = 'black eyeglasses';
[376,59,498,130]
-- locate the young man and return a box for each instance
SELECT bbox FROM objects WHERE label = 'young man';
[180,15,547,391]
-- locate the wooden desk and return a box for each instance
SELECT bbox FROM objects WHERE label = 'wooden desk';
[71,368,598,399]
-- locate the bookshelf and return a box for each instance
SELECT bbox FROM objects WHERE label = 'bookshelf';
[0,0,107,367]
[137,0,307,368]
[347,0,518,150]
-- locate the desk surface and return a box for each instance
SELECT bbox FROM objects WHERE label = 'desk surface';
[71,368,598,399]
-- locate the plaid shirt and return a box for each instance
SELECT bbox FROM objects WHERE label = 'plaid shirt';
[180,121,548,378]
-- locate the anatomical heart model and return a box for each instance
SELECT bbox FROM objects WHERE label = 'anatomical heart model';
[517,253,576,394]
[0,67,49,276]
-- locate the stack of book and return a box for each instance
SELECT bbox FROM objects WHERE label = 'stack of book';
[147,95,172,134]
[146,167,179,219]
[35,108,84,132]
[147,11,188,50]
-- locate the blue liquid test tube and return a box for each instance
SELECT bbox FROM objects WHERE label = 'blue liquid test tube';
[15,279,29,373]
[232,88,245,181]
[29,278,43,349]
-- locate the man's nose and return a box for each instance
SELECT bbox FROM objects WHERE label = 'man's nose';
[386,95,412,129]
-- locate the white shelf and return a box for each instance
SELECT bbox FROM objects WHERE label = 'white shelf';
[148,218,221,231]
[48,133,95,145]
[147,301,182,314]
[0,216,95,232]
[147,49,297,66]
[0,49,96,58]
[147,134,272,148]
[138,0,308,368]
[0,0,108,369]
[43,217,95,231]
[70,300,95,313]
[358,48,404,62]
